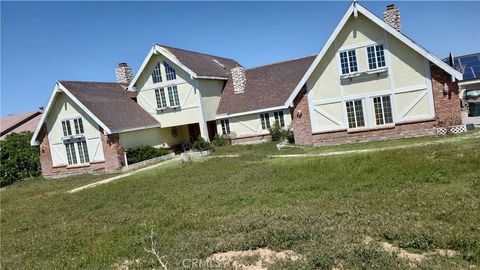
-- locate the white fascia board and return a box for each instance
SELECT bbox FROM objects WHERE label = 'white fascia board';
[57,82,113,134]
[154,45,198,79]
[128,46,156,90]
[284,4,355,107]
[196,76,229,80]
[30,83,62,146]
[284,1,463,108]
[110,124,162,134]
[458,79,480,86]
[216,105,288,119]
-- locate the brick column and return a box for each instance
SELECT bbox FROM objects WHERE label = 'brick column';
[291,86,313,145]
[101,133,126,171]
[39,125,54,176]
[430,63,462,126]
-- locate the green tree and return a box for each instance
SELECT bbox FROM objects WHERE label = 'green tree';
[0,132,40,186]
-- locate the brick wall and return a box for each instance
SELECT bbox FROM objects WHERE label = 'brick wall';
[430,63,462,126]
[291,86,313,145]
[230,134,271,145]
[311,121,435,146]
[100,133,126,172]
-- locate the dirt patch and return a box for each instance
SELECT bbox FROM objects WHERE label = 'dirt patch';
[207,248,303,270]
[364,236,461,266]
[112,259,141,270]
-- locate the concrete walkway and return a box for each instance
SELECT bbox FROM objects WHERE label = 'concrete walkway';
[67,157,179,194]
[270,132,479,158]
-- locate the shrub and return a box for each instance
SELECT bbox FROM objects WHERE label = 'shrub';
[192,136,213,151]
[211,134,231,147]
[269,122,294,143]
[0,132,40,187]
[126,145,169,164]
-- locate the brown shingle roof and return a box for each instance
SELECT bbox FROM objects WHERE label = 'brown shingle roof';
[217,55,316,115]
[158,44,242,78]
[1,111,42,139]
[59,81,159,132]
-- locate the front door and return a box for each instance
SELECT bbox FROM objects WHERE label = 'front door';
[188,123,201,142]
[207,120,217,141]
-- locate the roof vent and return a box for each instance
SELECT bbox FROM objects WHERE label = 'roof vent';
[212,59,226,69]
[231,67,246,94]
[383,4,401,32]
[115,63,133,84]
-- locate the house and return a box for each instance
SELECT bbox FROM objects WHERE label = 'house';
[31,2,463,177]
[1,110,43,140]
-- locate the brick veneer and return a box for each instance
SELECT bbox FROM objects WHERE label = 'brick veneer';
[39,126,125,178]
[430,63,462,126]
[230,134,271,145]
[291,86,313,145]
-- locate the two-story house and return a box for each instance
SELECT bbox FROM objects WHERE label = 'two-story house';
[31,2,463,177]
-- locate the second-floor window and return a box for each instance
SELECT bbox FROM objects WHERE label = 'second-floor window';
[220,119,230,135]
[164,62,177,81]
[373,95,393,125]
[260,113,271,130]
[346,100,365,129]
[155,88,168,108]
[367,44,386,70]
[62,118,84,137]
[340,50,358,75]
[273,111,285,127]
[167,86,180,107]
[152,62,162,84]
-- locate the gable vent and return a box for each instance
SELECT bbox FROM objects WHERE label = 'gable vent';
[231,67,246,94]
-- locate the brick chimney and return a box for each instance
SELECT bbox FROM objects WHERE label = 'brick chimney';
[115,63,133,84]
[383,4,401,32]
[231,66,246,94]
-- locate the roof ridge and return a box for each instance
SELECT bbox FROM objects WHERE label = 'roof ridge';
[246,54,317,71]
[59,80,121,84]
[155,43,238,62]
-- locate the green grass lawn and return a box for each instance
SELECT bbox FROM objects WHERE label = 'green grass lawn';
[1,134,479,269]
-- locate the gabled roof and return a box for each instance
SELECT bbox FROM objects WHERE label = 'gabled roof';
[31,81,159,145]
[285,2,463,107]
[1,110,42,139]
[217,55,316,116]
[129,44,242,89]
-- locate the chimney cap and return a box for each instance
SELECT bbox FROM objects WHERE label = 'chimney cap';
[118,63,128,67]
[386,4,396,10]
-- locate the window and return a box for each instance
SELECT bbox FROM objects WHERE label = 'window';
[220,119,230,135]
[152,62,162,83]
[167,86,180,107]
[346,100,365,129]
[340,50,358,74]
[373,96,393,125]
[164,61,177,81]
[273,111,285,127]
[260,113,271,130]
[155,88,168,108]
[367,45,386,70]
[65,143,77,165]
[62,120,72,136]
[73,118,84,134]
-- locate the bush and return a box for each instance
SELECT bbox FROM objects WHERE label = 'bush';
[126,145,169,164]
[268,122,295,143]
[211,134,231,147]
[192,136,213,151]
[0,132,40,187]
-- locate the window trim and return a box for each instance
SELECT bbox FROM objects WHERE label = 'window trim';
[154,88,168,109]
[339,49,358,75]
[273,111,285,127]
[64,139,90,166]
[372,95,394,126]
[366,44,386,71]
[220,119,230,135]
[164,61,177,81]
[152,62,163,84]
[345,99,366,129]
[260,113,271,130]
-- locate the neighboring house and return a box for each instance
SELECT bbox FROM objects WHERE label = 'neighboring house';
[1,110,42,140]
[31,2,463,177]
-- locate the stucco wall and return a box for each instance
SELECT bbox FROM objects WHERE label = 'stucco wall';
[44,93,105,167]
[198,79,225,121]
[119,126,190,149]
[217,109,292,139]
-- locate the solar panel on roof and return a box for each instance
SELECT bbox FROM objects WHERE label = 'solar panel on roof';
[451,54,480,81]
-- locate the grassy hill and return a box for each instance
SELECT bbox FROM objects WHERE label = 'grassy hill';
[1,133,479,269]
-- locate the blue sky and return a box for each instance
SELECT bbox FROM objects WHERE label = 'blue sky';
[1,1,479,115]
